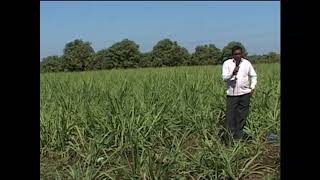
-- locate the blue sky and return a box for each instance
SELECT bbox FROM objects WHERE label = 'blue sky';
[40,1,280,59]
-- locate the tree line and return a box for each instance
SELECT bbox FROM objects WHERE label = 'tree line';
[40,39,280,73]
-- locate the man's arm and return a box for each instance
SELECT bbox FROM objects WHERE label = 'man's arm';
[222,61,233,81]
[249,63,257,89]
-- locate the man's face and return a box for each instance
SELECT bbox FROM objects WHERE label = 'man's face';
[233,49,242,61]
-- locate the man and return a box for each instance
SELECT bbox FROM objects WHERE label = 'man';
[221,46,257,140]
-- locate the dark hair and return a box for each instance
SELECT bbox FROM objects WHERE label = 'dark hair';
[232,46,243,54]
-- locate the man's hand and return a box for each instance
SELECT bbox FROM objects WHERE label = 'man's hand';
[250,88,255,96]
[233,66,240,75]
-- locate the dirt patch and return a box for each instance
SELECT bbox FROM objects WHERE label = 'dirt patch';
[244,144,280,180]
[182,133,200,154]
[262,144,280,169]
[40,151,71,180]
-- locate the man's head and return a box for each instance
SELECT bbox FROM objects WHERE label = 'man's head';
[232,46,243,61]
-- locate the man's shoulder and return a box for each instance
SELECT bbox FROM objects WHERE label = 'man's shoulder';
[242,58,252,65]
[223,59,233,65]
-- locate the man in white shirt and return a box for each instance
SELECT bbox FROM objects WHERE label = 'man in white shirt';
[221,46,257,140]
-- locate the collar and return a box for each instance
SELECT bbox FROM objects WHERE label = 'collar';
[232,58,243,63]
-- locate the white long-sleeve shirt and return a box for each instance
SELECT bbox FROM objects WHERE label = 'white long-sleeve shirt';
[222,58,257,96]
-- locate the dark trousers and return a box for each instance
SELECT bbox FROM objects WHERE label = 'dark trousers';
[225,93,251,139]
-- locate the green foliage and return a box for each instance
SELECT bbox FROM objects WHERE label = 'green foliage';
[40,56,64,72]
[139,52,153,68]
[248,52,280,64]
[104,39,142,69]
[41,64,280,179]
[191,44,222,65]
[151,39,190,67]
[94,49,117,69]
[62,39,95,71]
[40,39,279,73]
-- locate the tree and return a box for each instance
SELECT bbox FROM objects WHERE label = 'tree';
[139,52,153,68]
[62,39,95,71]
[265,52,280,63]
[151,39,190,67]
[191,44,222,65]
[247,52,280,64]
[103,39,141,69]
[93,49,114,70]
[220,41,248,63]
[179,47,191,66]
[40,56,63,73]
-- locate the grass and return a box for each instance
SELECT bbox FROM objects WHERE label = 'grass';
[40,63,280,179]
